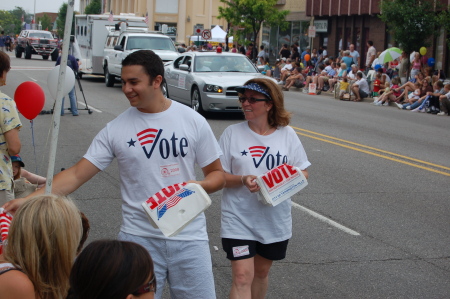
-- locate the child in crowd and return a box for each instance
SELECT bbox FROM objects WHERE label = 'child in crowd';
[11,155,46,198]
[437,83,450,116]
[408,80,441,111]
[373,73,382,98]
[374,77,401,106]
[282,67,305,91]
[339,78,350,100]
[393,81,421,108]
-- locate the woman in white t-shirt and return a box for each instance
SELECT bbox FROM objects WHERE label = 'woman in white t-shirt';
[219,78,310,299]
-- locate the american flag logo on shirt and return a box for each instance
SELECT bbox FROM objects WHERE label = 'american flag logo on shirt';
[137,128,161,146]
[249,146,267,158]
[157,188,195,220]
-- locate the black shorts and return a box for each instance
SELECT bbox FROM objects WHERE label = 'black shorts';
[222,238,289,261]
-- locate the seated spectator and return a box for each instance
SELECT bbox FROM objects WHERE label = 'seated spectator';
[316,61,336,94]
[341,51,353,71]
[374,77,402,106]
[282,67,304,91]
[260,58,272,77]
[67,240,155,299]
[372,73,382,97]
[394,72,425,102]
[339,78,351,100]
[437,83,450,116]
[411,80,442,112]
[278,59,294,85]
[377,67,391,89]
[0,194,82,299]
[329,62,348,93]
[272,59,283,80]
[351,72,370,101]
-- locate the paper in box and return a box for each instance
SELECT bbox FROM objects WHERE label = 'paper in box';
[142,183,211,237]
[256,164,308,207]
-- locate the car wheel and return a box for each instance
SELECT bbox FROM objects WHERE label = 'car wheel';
[191,87,204,114]
[162,80,169,98]
[15,47,22,58]
[25,45,32,59]
[104,66,116,87]
[42,55,49,60]
[51,49,59,61]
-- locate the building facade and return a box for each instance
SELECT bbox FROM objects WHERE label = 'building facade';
[80,0,229,45]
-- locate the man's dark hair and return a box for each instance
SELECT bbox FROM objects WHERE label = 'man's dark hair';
[122,50,164,83]
[260,45,264,50]
[367,40,373,46]
[357,72,363,79]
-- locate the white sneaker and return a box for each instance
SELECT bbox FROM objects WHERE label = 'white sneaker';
[303,88,309,94]
[375,101,383,106]
[420,108,426,113]
[373,97,379,103]
[278,81,285,85]
[406,106,411,110]
[383,102,389,106]
[396,103,403,109]
[411,107,420,112]
[436,111,447,116]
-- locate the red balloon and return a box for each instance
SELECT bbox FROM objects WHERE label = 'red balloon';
[304,54,311,62]
[14,81,45,120]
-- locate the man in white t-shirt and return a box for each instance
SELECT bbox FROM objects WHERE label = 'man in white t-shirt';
[257,45,267,65]
[349,44,360,67]
[4,50,225,299]
[351,72,370,101]
[365,40,376,71]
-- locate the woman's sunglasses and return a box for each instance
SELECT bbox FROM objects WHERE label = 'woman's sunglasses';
[238,97,270,104]
[132,275,156,295]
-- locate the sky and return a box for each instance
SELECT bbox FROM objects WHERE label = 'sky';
[0,0,80,14]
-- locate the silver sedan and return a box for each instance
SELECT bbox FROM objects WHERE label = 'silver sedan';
[164,51,272,114]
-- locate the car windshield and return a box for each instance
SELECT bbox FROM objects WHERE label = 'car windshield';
[29,32,53,39]
[194,55,258,73]
[126,36,176,51]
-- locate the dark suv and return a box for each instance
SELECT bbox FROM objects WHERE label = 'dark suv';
[16,30,59,61]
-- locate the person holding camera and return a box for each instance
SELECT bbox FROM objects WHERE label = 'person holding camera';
[55,51,79,116]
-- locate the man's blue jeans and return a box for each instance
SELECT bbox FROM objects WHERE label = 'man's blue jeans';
[61,87,78,116]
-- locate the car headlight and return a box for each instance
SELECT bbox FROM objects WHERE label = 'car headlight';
[204,84,223,93]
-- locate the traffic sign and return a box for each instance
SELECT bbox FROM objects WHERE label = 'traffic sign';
[202,29,211,40]
[308,26,316,38]
[193,25,203,35]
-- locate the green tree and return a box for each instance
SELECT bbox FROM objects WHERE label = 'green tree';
[84,0,102,14]
[0,10,21,35]
[9,6,33,25]
[437,9,450,49]
[56,3,75,39]
[379,0,439,77]
[38,13,52,31]
[218,0,289,60]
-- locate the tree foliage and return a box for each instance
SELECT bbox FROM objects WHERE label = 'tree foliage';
[0,10,21,35]
[437,9,450,49]
[218,0,289,49]
[379,0,439,55]
[56,3,75,39]
[84,0,102,15]
[37,14,53,31]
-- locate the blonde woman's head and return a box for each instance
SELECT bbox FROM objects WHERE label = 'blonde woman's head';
[5,194,82,299]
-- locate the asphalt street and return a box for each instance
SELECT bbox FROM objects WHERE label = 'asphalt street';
[3,53,450,298]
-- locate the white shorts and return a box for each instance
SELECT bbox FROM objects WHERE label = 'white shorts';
[118,231,216,299]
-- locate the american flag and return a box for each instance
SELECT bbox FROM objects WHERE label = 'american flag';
[0,209,12,255]
[157,188,195,219]
[137,128,159,146]
[144,12,149,25]
[108,10,113,23]
[249,146,267,158]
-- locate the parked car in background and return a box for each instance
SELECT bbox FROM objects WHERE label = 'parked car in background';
[164,51,273,114]
[15,30,59,61]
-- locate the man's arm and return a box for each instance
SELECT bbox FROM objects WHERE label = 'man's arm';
[3,158,100,213]
[196,159,225,194]
[4,127,21,156]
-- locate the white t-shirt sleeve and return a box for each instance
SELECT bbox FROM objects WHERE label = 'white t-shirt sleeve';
[84,126,115,171]
[195,119,223,168]
[446,91,450,100]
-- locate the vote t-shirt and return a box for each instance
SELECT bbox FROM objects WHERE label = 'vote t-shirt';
[84,101,222,241]
[219,122,310,244]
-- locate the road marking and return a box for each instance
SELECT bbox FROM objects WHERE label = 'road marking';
[77,102,102,113]
[291,202,361,236]
[11,67,54,70]
[291,126,450,177]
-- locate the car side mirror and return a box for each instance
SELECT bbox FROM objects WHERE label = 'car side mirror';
[114,45,123,51]
[179,64,190,71]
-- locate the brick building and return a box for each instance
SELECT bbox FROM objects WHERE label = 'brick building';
[306,0,450,75]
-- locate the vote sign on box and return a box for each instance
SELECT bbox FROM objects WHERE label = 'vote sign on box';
[256,164,308,207]
[142,183,211,237]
